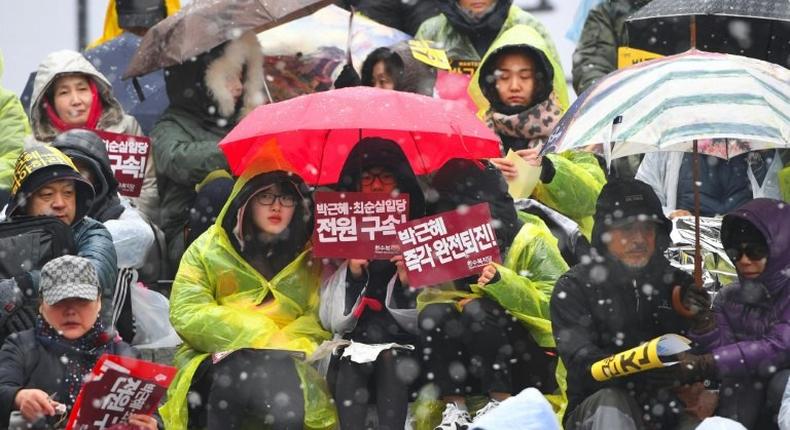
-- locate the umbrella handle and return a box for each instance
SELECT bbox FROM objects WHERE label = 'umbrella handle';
[671,285,695,319]
[346,6,355,66]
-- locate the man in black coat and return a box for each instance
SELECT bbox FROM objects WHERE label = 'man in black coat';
[550,179,717,430]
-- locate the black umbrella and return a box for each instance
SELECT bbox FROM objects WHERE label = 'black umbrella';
[626,0,790,68]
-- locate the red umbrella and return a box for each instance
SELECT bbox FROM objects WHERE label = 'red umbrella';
[218,86,501,185]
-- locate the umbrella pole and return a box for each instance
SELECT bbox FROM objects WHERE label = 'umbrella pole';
[672,140,704,317]
[346,6,355,67]
[693,139,703,290]
[690,15,697,49]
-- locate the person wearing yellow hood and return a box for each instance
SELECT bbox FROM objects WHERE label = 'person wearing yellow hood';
[88,0,180,48]
[471,25,605,240]
[159,168,336,430]
[416,159,569,429]
[0,49,30,198]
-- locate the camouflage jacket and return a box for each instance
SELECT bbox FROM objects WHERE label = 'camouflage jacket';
[571,0,651,94]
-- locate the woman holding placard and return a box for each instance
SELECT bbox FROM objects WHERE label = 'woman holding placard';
[160,167,336,430]
[320,139,424,430]
[418,159,568,428]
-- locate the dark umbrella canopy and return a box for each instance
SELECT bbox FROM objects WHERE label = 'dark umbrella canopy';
[626,0,790,67]
[628,0,790,21]
[124,0,333,78]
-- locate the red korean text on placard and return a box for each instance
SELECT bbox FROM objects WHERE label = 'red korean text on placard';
[312,192,410,260]
[94,130,151,198]
[66,355,175,430]
[395,203,500,288]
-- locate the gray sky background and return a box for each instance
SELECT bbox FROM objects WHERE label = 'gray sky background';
[0,0,584,97]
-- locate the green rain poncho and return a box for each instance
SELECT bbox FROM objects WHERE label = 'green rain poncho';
[533,151,606,239]
[0,51,30,190]
[468,24,570,116]
[159,168,336,430]
[468,25,605,239]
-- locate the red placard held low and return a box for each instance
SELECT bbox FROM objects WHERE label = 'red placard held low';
[395,203,501,288]
[93,131,151,198]
[65,354,176,430]
[312,191,410,260]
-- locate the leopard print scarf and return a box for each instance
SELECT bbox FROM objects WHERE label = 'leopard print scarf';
[486,92,563,150]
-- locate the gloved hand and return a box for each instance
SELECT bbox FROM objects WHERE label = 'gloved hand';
[0,278,36,334]
[334,63,361,89]
[539,156,556,183]
[682,286,715,333]
[644,352,717,388]
[5,306,37,334]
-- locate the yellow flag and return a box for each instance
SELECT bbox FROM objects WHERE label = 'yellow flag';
[618,46,664,69]
[504,149,542,200]
[408,40,451,70]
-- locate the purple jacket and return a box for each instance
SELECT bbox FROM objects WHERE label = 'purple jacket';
[693,199,790,378]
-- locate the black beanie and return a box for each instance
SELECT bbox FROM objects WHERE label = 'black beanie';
[721,216,766,250]
[430,158,522,254]
[591,179,671,251]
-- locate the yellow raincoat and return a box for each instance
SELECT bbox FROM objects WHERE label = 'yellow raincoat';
[0,50,30,190]
[416,212,569,419]
[468,26,605,239]
[533,151,606,239]
[468,24,569,117]
[159,170,336,430]
[416,5,561,72]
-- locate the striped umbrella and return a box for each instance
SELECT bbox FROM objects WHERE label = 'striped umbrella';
[542,49,789,160]
[542,49,789,315]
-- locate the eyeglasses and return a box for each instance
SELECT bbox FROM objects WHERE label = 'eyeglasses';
[253,192,297,207]
[360,171,396,186]
[726,243,769,262]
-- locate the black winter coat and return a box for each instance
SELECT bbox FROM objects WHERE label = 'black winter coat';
[550,252,694,417]
[0,329,135,426]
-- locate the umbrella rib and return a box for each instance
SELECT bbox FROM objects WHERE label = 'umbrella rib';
[410,130,429,174]
[316,128,332,185]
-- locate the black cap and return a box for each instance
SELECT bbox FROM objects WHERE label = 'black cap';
[591,179,671,250]
[6,146,95,222]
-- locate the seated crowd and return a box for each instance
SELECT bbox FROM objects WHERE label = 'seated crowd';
[0,1,787,429]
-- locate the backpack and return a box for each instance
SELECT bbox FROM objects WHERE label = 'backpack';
[0,216,75,279]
